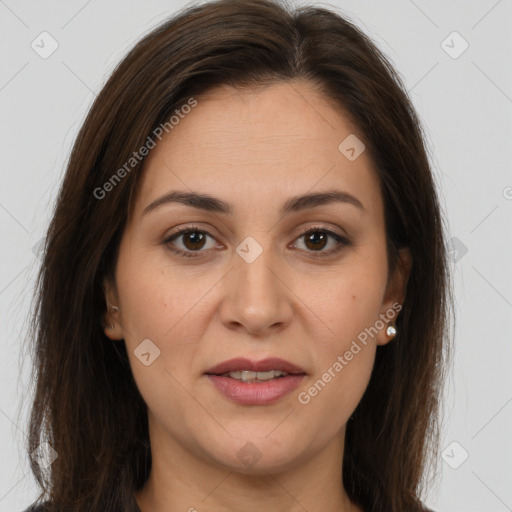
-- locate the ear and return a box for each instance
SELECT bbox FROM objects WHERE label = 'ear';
[376,247,412,346]
[102,277,124,340]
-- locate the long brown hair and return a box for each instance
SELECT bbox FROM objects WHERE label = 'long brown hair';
[22,0,452,510]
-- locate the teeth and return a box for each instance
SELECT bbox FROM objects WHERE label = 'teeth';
[224,370,290,381]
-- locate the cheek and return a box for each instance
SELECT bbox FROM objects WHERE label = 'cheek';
[115,261,205,423]
[298,289,379,431]
[115,245,217,396]
[302,348,376,438]
[303,262,387,346]
[294,253,386,415]
[115,243,205,340]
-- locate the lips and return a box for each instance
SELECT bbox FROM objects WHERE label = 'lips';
[204,357,307,376]
[204,357,307,405]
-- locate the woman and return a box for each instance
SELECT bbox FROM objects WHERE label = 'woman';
[22,0,451,510]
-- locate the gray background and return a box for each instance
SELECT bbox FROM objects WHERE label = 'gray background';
[1,0,511,510]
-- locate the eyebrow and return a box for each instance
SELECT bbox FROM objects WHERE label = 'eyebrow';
[142,189,365,217]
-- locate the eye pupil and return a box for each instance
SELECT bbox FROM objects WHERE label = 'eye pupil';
[184,231,206,250]
[304,231,327,251]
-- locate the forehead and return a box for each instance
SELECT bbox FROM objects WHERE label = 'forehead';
[134,80,382,218]
[158,80,358,159]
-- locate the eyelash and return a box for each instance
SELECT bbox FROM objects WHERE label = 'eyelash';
[162,224,351,259]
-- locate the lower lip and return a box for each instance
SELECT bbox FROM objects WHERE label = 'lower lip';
[205,374,306,405]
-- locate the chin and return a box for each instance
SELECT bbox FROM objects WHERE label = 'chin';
[203,433,305,475]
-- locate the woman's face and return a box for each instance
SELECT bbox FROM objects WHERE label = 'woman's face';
[105,80,410,474]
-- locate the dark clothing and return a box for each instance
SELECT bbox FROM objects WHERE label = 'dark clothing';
[24,495,436,511]
[23,492,142,512]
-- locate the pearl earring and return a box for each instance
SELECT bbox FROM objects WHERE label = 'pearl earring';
[106,304,119,331]
[386,321,397,337]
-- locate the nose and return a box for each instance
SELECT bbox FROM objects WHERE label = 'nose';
[219,239,293,336]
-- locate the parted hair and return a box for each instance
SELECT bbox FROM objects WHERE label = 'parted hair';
[22,1,451,511]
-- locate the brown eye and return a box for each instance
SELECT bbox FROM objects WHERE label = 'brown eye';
[163,227,217,258]
[180,231,207,250]
[293,228,351,257]
[303,231,328,251]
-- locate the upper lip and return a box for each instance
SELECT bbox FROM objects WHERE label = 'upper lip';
[205,357,307,375]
